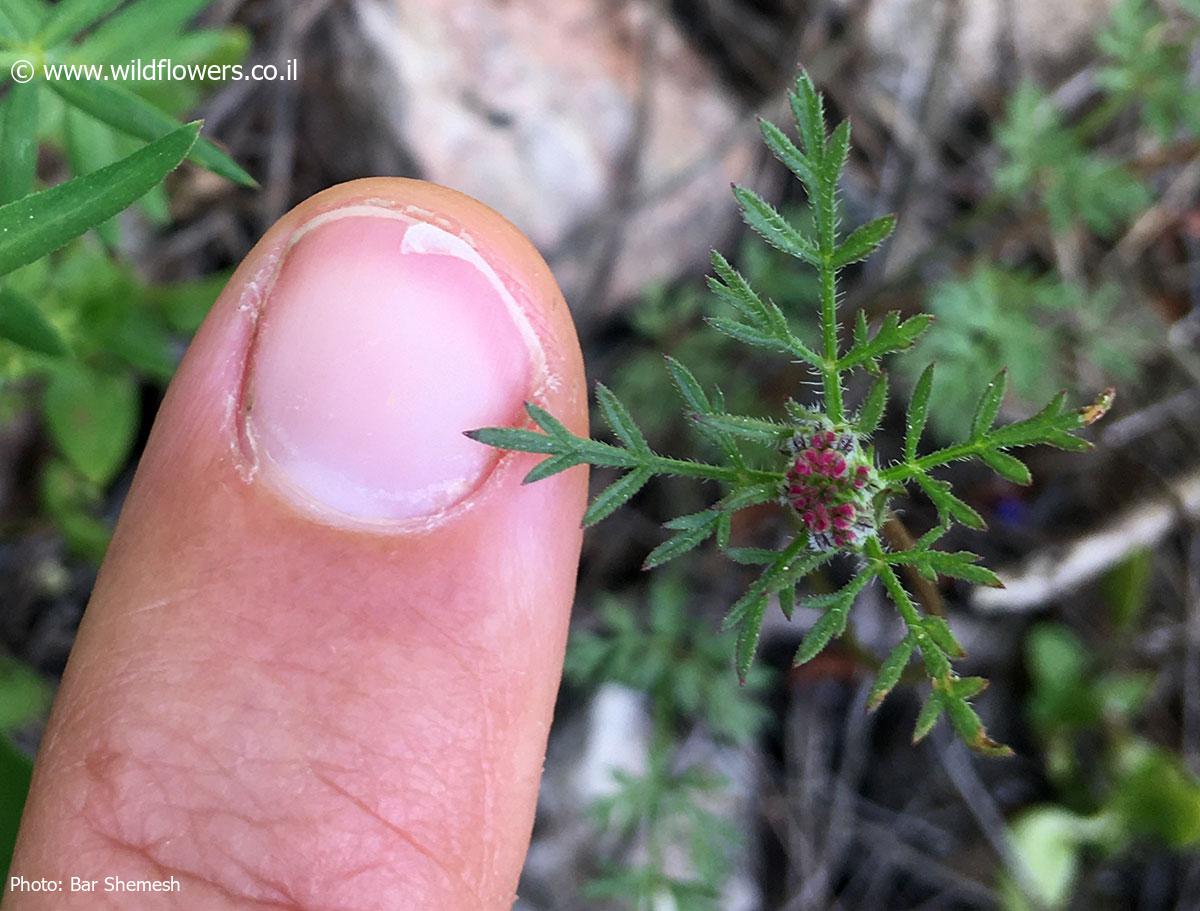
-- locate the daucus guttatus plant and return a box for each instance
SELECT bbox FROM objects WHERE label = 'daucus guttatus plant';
[469,72,1112,755]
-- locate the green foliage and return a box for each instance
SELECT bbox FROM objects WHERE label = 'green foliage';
[42,359,138,486]
[930,0,1199,445]
[0,0,248,560]
[610,231,816,442]
[472,71,1111,754]
[0,658,50,732]
[1001,806,1097,911]
[566,577,768,907]
[47,78,252,187]
[997,83,1151,238]
[1005,622,1200,909]
[567,578,771,746]
[1111,741,1200,847]
[0,0,254,198]
[0,657,49,881]
[903,267,1146,439]
[0,121,199,276]
[0,736,33,884]
[0,287,69,357]
[929,0,1199,445]
[1096,0,1200,140]
[1025,623,1151,775]
[2,240,224,558]
[1102,548,1153,632]
[583,766,737,911]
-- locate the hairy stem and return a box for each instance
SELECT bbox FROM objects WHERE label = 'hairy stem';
[879,440,987,482]
[866,537,952,679]
[819,263,844,423]
[645,454,783,485]
[815,137,844,422]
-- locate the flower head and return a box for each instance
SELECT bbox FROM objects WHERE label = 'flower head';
[784,424,879,551]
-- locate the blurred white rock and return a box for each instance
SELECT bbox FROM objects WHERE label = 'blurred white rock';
[345,0,756,320]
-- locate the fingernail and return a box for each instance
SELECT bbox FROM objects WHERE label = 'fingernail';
[244,207,540,522]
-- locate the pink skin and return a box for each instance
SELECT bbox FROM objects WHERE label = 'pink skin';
[7,179,588,910]
[247,214,533,521]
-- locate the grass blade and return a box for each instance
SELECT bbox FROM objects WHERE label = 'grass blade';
[0,122,199,276]
[47,78,257,187]
[0,82,40,204]
[0,0,46,40]
[63,106,121,245]
[37,0,124,47]
[75,0,211,61]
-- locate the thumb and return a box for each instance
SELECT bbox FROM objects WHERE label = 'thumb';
[7,179,587,910]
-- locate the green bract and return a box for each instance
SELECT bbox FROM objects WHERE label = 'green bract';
[473,71,1113,755]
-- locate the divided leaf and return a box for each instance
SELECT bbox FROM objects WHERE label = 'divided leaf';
[905,364,935,461]
[643,510,721,570]
[840,312,932,372]
[856,372,889,435]
[789,71,827,159]
[465,425,560,455]
[690,412,793,446]
[464,68,1110,756]
[912,693,943,743]
[970,369,1008,440]
[915,473,986,531]
[732,187,820,266]
[584,467,654,527]
[832,214,896,268]
[793,569,875,666]
[869,634,916,711]
[735,595,769,683]
[595,383,651,454]
[758,118,817,192]
[980,450,1033,485]
[664,355,711,413]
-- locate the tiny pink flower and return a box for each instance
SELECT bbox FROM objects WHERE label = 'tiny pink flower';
[783,423,879,551]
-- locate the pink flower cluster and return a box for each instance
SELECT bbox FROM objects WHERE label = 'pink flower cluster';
[785,428,875,550]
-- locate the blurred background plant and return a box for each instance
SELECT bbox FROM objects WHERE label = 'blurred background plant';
[1002,554,1200,909]
[564,576,770,908]
[609,219,818,444]
[901,0,1196,439]
[0,0,252,878]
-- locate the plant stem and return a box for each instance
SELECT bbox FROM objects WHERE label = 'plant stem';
[866,536,952,679]
[879,441,983,482]
[646,453,783,486]
[882,517,946,617]
[814,138,844,423]
[819,261,844,423]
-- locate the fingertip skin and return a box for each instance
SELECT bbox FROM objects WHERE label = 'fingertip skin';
[9,180,588,910]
